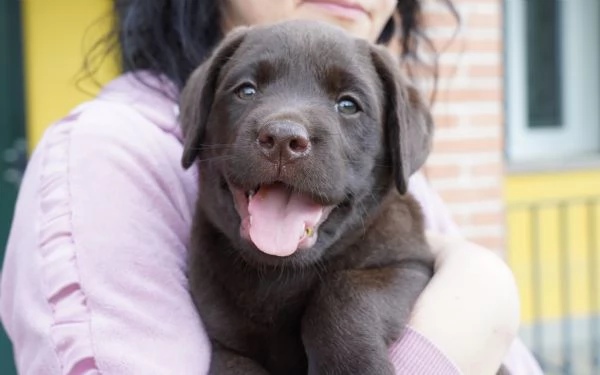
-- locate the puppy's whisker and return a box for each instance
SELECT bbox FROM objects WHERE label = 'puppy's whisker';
[312,259,327,283]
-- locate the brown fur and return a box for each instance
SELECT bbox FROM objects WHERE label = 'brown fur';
[180,20,507,375]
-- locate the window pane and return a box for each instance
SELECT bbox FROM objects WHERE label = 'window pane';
[526,0,563,128]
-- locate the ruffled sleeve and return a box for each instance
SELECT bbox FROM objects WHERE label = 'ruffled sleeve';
[38,113,101,373]
[0,101,211,374]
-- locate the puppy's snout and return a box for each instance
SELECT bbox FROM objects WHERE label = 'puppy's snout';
[257,121,311,163]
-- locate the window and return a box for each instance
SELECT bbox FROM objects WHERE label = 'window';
[525,0,562,128]
[505,0,600,164]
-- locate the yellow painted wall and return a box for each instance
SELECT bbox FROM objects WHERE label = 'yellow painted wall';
[506,170,600,323]
[22,0,118,149]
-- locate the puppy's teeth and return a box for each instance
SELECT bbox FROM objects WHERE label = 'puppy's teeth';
[305,226,314,238]
[247,189,256,198]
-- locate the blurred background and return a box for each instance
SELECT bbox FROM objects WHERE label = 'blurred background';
[0,0,598,374]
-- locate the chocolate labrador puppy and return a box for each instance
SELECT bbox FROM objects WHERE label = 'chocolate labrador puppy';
[180,20,436,375]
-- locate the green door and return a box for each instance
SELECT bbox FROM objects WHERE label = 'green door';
[0,0,27,373]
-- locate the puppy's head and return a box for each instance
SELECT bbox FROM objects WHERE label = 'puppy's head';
[180,20,433,266]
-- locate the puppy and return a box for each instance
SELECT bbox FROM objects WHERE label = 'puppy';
[180,20,435,375]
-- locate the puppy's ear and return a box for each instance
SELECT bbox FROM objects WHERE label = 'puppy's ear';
[369,45,434,195]
[180,27,249,169]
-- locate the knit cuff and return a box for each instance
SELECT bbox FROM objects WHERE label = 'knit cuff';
[389,326,462,375]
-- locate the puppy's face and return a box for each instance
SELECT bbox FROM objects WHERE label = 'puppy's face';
[181,20,433,267]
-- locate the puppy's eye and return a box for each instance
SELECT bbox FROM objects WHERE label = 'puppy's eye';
[236,84,257,99]
[335,97,360,115]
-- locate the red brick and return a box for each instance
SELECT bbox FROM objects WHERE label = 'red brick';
[432,114,460,128]
[471,162,504,176]
[471,211,505,225]
[431,38,502,54]
[453,0,499,4]
[433,137,502,153]
[424,11,461,29]
[437,88,502,103]
[418,2,505,250]
[468,64,503,77]
[470,113,504,127]
[438,186,503,203]
[468,14,502,29]
[424,164,462,179]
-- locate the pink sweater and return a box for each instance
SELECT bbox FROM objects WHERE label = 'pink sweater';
[0,73,542,374]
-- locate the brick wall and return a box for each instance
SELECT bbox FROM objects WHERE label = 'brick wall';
[398,0,506,253]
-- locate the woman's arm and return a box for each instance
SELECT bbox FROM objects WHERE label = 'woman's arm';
[0,101,211,374]
[413,232,520,375]
[397,172,544,375]
[387,233,520,375]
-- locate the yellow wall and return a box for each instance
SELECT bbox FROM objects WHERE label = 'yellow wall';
[506,170,600,323]
[22,0,118,149]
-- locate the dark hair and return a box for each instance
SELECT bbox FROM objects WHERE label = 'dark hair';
[85,0,458,94]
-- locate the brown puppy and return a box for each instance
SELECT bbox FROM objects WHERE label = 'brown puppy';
[180,20,435,375]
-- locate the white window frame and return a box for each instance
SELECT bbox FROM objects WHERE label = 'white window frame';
[504,0,600,164]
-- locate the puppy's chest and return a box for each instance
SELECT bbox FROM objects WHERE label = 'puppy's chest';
[226,267,319,324]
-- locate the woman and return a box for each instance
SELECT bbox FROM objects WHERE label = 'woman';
[0,1,542,374]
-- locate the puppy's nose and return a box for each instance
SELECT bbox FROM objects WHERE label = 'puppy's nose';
[257,121,311,163]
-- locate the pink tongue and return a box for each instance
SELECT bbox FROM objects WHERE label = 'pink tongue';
[248,184,323,257]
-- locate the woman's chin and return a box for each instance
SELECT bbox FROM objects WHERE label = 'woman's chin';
[292,9,374,41]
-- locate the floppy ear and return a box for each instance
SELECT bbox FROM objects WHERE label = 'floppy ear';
[180,27,249,169]
[369,45,434,195]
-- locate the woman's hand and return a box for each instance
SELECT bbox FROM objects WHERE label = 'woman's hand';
[408,232,521,375]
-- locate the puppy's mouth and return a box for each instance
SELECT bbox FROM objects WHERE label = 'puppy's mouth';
[229,182,334,257]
